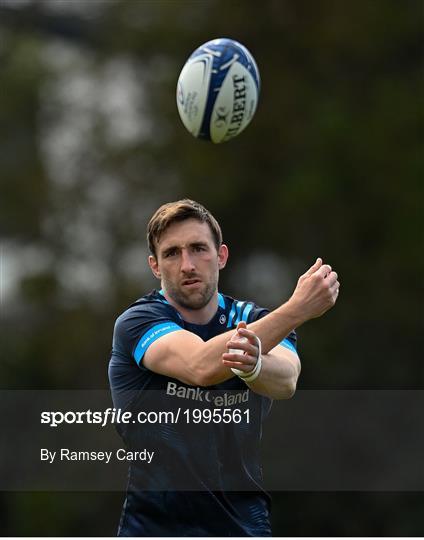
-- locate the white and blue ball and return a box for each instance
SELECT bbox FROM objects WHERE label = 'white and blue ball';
[176,38,260,143]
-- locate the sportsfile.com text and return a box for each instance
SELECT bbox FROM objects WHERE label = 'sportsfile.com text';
[40,407,250,427]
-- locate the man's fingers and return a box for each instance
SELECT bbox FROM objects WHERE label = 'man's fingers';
[326,271,338,286]
[314,264,332,279]
[227,338,258,357]
[330,281,340,300]
[222,353,257,370]
[330,280,340,293]
[303,257,322,278]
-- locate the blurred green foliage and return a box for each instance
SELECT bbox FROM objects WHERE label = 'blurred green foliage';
[0,0,423,535]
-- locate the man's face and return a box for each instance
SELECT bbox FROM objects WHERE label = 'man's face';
[149,219,228,311]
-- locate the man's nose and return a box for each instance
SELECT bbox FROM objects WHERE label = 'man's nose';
[180,249,196,273]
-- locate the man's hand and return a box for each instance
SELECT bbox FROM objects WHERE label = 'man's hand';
[222,321,300,399]
[287,257,340,324]
[222,321,259,374]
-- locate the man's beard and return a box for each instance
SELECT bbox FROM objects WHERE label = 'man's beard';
[163,275,217,310]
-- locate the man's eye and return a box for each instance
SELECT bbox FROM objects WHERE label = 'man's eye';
[165,250,177,258]
[194,246,206,252]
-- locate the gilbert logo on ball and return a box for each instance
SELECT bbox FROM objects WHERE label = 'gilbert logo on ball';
[176,38,260,143]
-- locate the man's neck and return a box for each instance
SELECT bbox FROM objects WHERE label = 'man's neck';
[160,289,218,325]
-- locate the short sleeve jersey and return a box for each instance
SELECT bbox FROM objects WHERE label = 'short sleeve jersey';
[108,290,298,537]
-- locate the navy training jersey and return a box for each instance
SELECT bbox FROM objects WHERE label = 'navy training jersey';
[108,290,298,537]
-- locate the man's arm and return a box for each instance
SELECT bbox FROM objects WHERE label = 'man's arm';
[143,258,338,387]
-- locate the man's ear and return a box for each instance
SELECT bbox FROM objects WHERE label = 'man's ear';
[218,244,229,270]
[148,255,161,279]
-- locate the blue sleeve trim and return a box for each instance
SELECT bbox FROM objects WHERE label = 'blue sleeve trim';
[134,322,182,364]
[279,338,298,354]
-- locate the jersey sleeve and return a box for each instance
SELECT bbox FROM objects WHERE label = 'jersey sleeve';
[247,305,298,354]
[113,301,183,366]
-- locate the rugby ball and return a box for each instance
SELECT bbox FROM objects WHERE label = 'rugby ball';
[176,38,260,143]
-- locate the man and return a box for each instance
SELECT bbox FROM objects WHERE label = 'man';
[109,199,339,536]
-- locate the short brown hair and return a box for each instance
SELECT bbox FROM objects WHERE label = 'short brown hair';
[147,199,223,258]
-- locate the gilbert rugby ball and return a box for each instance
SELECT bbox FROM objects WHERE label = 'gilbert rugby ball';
[176,38,260,143]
